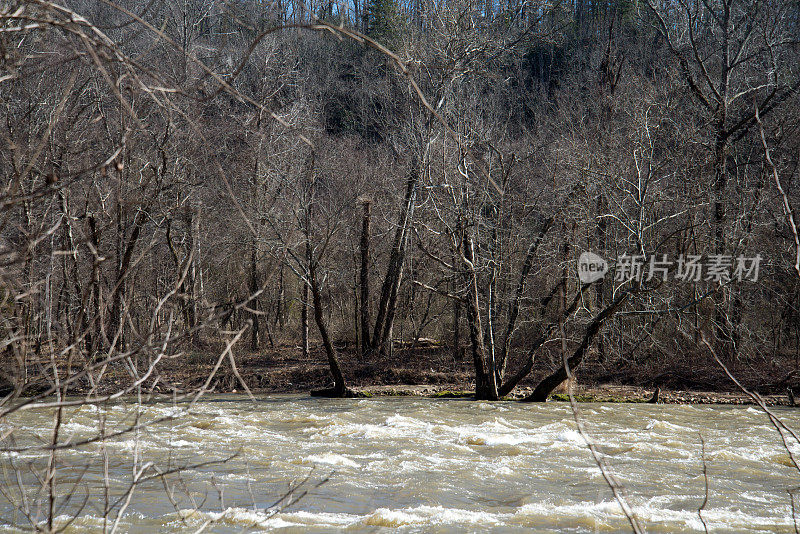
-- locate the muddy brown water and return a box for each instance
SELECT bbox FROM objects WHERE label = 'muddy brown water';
[1,395,798,532]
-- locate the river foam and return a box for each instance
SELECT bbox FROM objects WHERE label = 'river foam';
[1,396,798,533]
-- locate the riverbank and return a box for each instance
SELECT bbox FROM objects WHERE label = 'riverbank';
[121,342,794,406]
[349,383,789,405]
[24,342,797,406]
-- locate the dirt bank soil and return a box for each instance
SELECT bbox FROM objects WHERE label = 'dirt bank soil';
[76,341,796,406]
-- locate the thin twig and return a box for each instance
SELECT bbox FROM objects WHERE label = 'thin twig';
[698,433,710,534]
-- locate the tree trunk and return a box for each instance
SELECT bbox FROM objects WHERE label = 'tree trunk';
[594,194,607,362]
[359,198,372,357]
[276,264,285,330]
[58,191,89,350]
[463,232,498,400]
[108,207,145,352]
[452,288,461,362]
[301,272,310,360]
[249,242,260,351]
[524,290,629,402]
[498,331,551,397]
[309,259,348,397]
[497,279,588,397]
[87,214,103,354]
[372,170,417,353]
[497,217,553,380]
[187,202,201,346]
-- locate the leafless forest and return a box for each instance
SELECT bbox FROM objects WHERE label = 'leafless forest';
[2,0,800,404]
[3,1,800,532]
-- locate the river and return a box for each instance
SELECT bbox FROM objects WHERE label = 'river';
[1,396,798,532]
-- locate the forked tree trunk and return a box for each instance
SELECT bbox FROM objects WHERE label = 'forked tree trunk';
[497,278,587,397]
[497,217,553,381]
[372,167,417,354]
[524,290,629,402]
[463,233,498,400]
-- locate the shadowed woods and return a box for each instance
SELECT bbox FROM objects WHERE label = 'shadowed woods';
[2,0,800,531]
